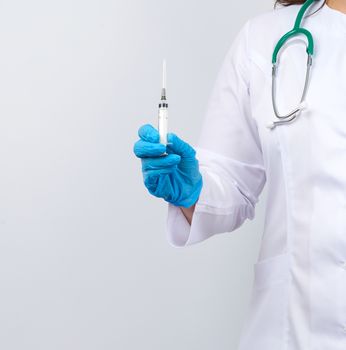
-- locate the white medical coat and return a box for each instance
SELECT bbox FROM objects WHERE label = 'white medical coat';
[166,3,346,350]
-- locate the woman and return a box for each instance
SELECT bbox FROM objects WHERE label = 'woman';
[133,0,346,348]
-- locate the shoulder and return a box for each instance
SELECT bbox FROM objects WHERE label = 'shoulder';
[229,5,301,56]
[219,5,304,85]
[241,5,302,71]
[247,4,300,32]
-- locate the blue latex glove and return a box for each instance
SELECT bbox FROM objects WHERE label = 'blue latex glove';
[133,124,203,208]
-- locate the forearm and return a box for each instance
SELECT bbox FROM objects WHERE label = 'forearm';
[179,203,196,225]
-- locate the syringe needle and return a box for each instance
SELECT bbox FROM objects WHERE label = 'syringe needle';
[161,59,167,100]
[163,59,166,88]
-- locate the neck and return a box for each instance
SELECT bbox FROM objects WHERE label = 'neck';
[326,0,346,14]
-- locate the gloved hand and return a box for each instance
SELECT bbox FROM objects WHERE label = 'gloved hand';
[133,124,203,208]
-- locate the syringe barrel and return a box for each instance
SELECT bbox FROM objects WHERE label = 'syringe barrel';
[158,107,168,145]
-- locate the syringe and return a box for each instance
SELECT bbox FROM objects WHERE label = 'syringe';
[158,59,168,148]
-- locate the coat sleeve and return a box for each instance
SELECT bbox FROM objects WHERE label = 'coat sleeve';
[166,19,267,248]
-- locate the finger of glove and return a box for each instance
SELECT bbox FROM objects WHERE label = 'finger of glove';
[166,133,196,158]
[133,139,166,158]
[138,124,160,143]
[142,154,181,172]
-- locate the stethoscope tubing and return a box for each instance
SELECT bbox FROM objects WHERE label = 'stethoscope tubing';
[268,0,319,129]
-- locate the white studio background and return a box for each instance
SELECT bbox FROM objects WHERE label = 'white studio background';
[0,0,273,349]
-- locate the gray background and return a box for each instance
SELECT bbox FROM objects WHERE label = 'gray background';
[0,0,273,349]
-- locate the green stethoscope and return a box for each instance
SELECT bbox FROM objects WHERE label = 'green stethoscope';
[268,0,319,129]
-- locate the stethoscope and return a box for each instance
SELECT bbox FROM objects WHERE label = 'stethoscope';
[268,0,319,129]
